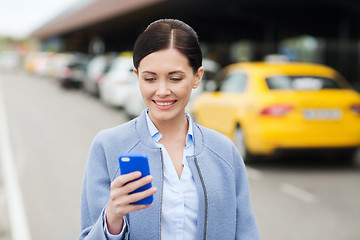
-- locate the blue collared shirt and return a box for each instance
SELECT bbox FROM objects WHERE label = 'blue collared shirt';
[104,112,199,240]
[145,112,199,240]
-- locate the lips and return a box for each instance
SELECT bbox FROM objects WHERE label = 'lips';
[153,100,177,109]
[154,100,176,106]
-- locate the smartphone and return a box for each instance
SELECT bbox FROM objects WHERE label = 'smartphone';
[118,153,153,205]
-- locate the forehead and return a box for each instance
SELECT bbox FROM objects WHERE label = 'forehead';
[138,48,192,72]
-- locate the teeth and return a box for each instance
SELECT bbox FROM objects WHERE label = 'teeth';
[156,101,174,106]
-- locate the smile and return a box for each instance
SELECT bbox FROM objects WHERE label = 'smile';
[153,100,176,106]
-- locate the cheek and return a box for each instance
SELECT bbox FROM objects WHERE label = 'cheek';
[176,84,193,100]
[139,83,151,99]
[181,81,194,94]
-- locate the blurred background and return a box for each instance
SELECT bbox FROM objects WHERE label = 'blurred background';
[1,0,360,239]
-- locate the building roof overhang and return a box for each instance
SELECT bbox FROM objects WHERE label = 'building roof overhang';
[31,0,165,38]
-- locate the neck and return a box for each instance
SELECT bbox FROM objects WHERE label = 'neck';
[149,111,188,139]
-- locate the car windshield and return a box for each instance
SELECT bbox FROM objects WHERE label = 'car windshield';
[266,76,344,90]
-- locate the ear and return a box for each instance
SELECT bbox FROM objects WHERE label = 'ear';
[133,68,138,76]
[193,66,204,89]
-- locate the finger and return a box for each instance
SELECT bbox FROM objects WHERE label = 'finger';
[112,203,152,217]
[107,198,152,220]
[126,186,157,204]
[109,175,154,205]
[111,171,142,189]
[122,175,154,194]
[110,188,156,216]
[125,203,153,213]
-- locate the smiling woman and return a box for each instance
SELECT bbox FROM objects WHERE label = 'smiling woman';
[134,48,203,123]
[79,19,259,240]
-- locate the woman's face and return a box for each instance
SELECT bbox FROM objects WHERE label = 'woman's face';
[135,48,203,123]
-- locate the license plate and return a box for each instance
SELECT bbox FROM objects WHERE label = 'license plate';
[303,109,342,120]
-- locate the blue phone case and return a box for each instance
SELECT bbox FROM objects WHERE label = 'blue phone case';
[119,153,153,205]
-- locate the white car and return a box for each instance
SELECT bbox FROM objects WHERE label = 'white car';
[83,54,116,96]
[124,81,147,118]
[99,55,137,107]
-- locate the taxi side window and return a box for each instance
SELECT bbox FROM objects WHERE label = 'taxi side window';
[220,72,247,92]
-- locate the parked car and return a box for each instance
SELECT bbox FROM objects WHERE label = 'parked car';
[46,53,73,79]
[123,58,221,118]
[33,52,55,76]
[98,53,137,107]
[193,62,360,163]
[83,53,116,96]
[58,53,88,88]
[124,83,146,118]
[24,51,39,73]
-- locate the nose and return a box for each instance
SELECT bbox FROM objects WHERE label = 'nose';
[156,80,171,97]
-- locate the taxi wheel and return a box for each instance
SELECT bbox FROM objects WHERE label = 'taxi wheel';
[234,126,254,162]
[337,149,356,165]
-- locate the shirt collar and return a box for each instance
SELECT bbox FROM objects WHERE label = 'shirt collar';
[145,110,194,146]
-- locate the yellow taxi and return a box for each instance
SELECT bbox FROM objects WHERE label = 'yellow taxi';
[193,62,360,162]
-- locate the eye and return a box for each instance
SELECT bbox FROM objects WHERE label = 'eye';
[144,77,155,82]
[171,77,182,82]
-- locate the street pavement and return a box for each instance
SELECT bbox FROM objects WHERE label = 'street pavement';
[0,69,359,240]
[0,163,10,240]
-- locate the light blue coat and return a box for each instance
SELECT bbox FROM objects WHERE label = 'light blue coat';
[79,110,260,240]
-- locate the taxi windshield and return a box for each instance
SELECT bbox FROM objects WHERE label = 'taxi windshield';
[266,76,344,90]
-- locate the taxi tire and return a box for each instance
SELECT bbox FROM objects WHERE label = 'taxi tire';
[337,149,356,165]
[234,126,254,163]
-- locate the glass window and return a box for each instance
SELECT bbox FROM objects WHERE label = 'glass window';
[266,76,343,90]
[220,72,248,92]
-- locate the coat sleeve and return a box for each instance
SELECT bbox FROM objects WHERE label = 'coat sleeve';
[78,133,123,240]
[232,145,260,240]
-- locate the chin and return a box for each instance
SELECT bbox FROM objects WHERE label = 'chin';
[149,108,182,122]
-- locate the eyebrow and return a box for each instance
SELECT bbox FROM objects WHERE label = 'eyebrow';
[141,70,185,75]
[141,71,156,75]
[168,70,185,75]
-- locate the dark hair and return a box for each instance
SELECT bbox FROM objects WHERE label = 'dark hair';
[133,19,202,73]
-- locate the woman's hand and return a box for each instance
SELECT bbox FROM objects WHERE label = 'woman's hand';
[106,171,157,235]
